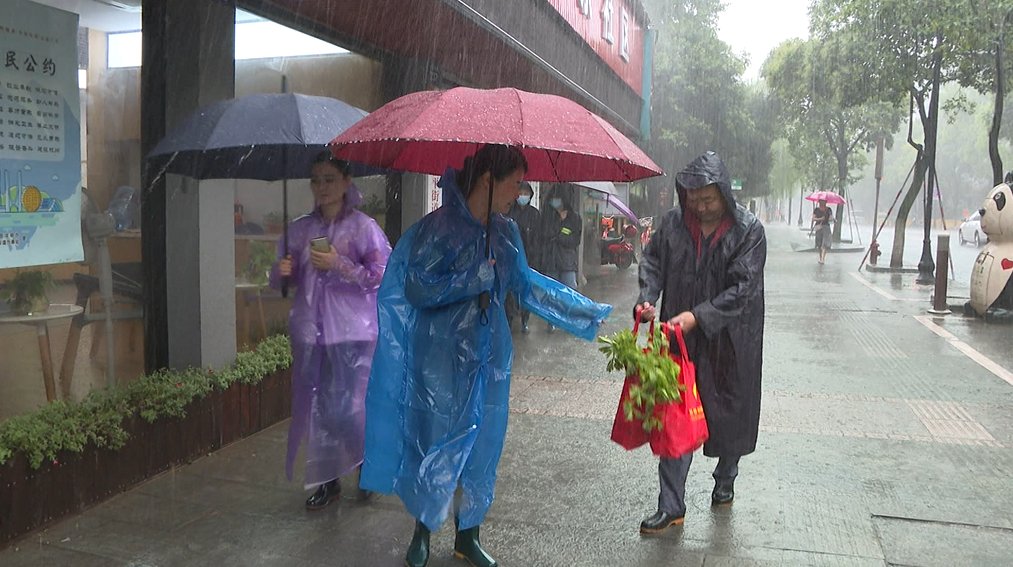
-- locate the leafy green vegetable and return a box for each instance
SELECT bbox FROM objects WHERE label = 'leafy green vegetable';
[599,326,682,432]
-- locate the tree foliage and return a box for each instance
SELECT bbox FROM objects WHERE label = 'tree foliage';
[643,0,776,208]
[763,34,903,240]
[809,0,977,267]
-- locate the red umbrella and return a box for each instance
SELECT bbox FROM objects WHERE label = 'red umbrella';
[805,190,846,205]
[328,86,662,182]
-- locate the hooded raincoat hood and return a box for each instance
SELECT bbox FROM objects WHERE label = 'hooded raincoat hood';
[361,167,611,531]
[638,151,766,457]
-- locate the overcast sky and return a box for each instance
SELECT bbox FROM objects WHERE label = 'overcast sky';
[717,0,811,82]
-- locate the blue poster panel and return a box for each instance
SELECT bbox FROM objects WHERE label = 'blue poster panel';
[0,0,82,268]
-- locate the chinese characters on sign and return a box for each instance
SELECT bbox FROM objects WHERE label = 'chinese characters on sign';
[548,1,641,94]
[1,80,64,159]
[425,175,443,215]
[601,0,615,44]
[0,0,83,268]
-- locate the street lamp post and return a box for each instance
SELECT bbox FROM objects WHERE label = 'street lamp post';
[872,137,883,243]
[916,163,936,284]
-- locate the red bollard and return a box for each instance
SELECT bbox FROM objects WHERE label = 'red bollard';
[869,240,882,266]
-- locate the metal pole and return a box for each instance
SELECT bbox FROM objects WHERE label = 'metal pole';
[916,166,936,284]
[873,137,883,243]
[97,237,117,387]
[929,233,951,314]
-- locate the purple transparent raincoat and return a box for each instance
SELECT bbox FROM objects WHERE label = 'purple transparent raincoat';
[270,186,391,488]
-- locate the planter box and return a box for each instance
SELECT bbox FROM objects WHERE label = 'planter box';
[0,368,291,547]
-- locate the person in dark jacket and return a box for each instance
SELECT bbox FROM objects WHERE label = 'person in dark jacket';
[634,151,766,534]
[506,181,541,333]
[540,183,582,331]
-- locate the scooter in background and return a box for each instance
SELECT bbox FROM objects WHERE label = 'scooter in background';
[600,224,637,270]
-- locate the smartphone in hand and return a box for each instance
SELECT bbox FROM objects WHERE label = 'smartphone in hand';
[310,236,330,253]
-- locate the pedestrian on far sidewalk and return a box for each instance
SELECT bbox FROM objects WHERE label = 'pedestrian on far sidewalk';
[540,183,582,331]
[634,151,766,534]
[811,199,833,264]
[506,181,541,334]
[270,151,391,510]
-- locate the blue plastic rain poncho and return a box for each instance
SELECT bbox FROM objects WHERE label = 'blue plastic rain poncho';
[361,168,612,531]
[269,185,391,488]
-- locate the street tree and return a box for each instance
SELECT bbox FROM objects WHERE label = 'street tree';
[643,0,776,212]
[763,36,902,241]
[810,0,980,268]
[953,0,1013,185]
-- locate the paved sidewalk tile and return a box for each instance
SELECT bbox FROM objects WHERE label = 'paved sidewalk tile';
[3,223,1012,566]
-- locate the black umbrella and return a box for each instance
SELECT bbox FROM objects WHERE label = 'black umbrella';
[146,92,376,296]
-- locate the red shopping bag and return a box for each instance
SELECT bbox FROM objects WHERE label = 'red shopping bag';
[609,311,655,450]
[648,323,709,458]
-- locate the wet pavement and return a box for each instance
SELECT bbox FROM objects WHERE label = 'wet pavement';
[2,223,1012,566]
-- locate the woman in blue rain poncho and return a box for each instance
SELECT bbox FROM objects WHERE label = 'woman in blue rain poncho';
[360,145,612,567]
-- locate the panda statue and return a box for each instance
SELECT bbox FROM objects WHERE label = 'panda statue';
[968,182,1013,318]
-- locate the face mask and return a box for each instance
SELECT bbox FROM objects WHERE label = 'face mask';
[550,198,563,210]
[517,195,531,206]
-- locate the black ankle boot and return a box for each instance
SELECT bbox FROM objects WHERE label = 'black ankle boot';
[711,480,734,506]
[454,524,497,567]
[305,479,340,510]
[405,521,430,567]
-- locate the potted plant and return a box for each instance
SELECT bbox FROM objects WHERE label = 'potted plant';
[5,270,54,315]
[263,211,284,234]
[244,241,276,286]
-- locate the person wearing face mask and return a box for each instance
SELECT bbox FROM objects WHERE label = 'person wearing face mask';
[270,151,392,510]
[539,184,582,332]
[506,182,541,333]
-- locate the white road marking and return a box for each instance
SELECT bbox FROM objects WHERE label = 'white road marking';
[849,272,926,302]
[914,315,1013,387]
[849,272,898,300]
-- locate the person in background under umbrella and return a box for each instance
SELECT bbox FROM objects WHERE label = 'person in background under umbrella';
[270,151,391,510]
[540,183,582,331]
[810,198,834,264]
[360,144,612,567]
[634,151,766,534]
[506,181,541,333]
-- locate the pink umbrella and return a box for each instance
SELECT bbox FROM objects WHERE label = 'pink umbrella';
[805,191,846,205]
[328,86,662,182]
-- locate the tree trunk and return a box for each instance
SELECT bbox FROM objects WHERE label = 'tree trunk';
[834,151,848,242]
[787,190,793,225]
[889,153,927,267]
[989,26,1006,186]
[891,43,943,268]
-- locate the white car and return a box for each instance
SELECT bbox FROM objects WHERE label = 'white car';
[958,211,988,246]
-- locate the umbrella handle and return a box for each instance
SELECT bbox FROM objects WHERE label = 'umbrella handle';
[281,180,290,298]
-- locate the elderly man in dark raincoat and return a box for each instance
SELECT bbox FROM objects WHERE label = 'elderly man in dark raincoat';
[635,151,766,534]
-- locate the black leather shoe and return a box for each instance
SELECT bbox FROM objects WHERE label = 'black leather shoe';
[454,524,497,567]
[711,481,734,506]
[405,522,430,567]
[639,510,684,534]
[305,479,340,510]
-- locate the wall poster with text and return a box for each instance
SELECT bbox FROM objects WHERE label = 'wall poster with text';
[0,0,82,268]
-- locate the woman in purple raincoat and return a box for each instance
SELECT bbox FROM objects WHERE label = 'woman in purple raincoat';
[270,151,391,509]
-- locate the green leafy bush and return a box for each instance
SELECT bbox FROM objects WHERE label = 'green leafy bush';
[0,334,292,469]
[599,326,682,432]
